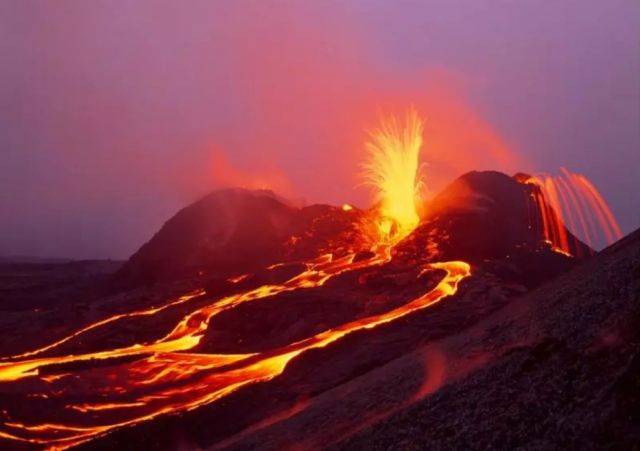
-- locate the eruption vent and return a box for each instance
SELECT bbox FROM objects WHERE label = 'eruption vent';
[364,109,424,242]
[525,168,622,254]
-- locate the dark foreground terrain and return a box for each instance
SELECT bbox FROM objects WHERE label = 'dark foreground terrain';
[5,228,633,451]
[184,229,638,451]
[0,259,123,355]
[337,230,640,450]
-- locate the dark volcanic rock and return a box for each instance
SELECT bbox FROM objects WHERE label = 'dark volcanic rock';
[330,228,640,451]
[1,171,631,451]
[398,171,591,264]
[198,229,639,451]
[117,189,366,285]
[112,171,590,358]
[118,171,590,287]
[24,172,625,451]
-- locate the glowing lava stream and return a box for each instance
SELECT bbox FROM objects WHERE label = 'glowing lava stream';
[0,110,469,450]
[0,247,470,450]
[364,108,424,241]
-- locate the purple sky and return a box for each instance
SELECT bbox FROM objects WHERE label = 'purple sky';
[1,0,638,259]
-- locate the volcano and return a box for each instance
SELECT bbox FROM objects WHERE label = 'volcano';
[0,107,633,451]
[3,162,635,451]
[118,170,590,288]
[117,188,368,285]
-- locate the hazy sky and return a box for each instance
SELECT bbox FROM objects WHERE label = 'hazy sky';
[1,0,638,259]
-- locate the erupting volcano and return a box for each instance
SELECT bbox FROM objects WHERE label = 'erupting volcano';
[0,111,635,451]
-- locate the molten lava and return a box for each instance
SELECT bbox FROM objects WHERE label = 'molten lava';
[363,109,424,242]
[0,111,471,450]
[0,247,469,450]
[0,104,623,449]
[524,168,622,255]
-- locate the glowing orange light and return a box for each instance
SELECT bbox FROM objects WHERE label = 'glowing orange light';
[0,112,472,450]
[363,109,424,242]
[0,247,469,450]
[524,168,622,253]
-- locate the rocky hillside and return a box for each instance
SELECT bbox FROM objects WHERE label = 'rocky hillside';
[183,229,639,451]
[116,189,364,284]
[117,172,590,286]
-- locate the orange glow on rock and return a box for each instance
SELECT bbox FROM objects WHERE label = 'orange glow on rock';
[0,242,470,449]
[0,112,479,450]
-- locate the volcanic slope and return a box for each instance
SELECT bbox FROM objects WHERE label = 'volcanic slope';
[0,171,601,450]
[118,171,590,288]
[219,228,640,450]
[117,188,367,285]
[65,171,592,451]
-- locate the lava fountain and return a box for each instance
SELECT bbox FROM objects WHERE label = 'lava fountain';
[363,109,424,242]
[0,109,471,450]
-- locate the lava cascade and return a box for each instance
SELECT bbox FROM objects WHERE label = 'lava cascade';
[525,168,622,255]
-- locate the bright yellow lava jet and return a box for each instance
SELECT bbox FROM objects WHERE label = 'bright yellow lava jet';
[363,109,424,242]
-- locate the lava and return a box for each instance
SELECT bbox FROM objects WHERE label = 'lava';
[0,110,472,450]
[0,112,470,449]
[525,168,622,254]
[363,109,424,242]
[2,291,206,361]
[0,246,469,450]
[1,110,622,450]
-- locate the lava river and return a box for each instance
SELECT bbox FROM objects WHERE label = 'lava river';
[0,110,470,450]
[0,245,469,450]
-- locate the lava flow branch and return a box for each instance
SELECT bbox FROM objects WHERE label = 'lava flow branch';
[0,111,471,450]
[524,168,622,255]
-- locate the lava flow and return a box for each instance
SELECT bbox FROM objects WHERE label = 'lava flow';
[0,111,472,450]
[524,168,622,255]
